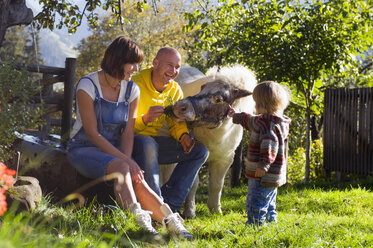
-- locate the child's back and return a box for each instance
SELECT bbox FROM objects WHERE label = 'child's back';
[230,81,291,226]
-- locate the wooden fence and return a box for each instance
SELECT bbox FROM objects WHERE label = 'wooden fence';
[323,87,373,175]
[16,58,76,147]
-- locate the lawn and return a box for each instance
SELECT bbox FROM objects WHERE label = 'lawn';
[1,178,372,247]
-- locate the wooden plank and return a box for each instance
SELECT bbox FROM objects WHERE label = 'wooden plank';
[42,104,61,115]
[61,58,76,147]
[358,88,365,174]
[345,89,352,172]
[342,88,348,173]
[36,75,65,86]
[336,88,342,172]
[329,89,337,171]
[30,93,64,104]
[323,89,331,171]
[364,88,369,175]
[361,88,370,175]
[50,118,62,126]
[15,63,65,75]
[333,89,338,172]
[351,89,359,174]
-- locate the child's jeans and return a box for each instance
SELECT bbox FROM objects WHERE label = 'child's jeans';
[246,178,277,226]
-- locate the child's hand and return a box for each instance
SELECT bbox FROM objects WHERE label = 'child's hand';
[255,167,266,177]
[228,107,235,117]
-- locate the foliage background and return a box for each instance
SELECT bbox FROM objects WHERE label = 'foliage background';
[1,0,373,183]
[183,0,373,181]
[75,0,193,80]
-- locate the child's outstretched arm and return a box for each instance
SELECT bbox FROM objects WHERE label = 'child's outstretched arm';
[228,107,246,125]
[230,111,255,131]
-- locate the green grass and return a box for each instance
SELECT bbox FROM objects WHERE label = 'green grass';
[1,179,373,247]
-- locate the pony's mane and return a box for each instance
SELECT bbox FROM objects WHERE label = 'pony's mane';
[206,64,256,92]
[206,64,257,113]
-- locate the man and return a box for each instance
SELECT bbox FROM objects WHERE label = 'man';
[132,47,209,213]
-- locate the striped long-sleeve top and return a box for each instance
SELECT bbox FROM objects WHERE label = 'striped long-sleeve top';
[232,112,291,187]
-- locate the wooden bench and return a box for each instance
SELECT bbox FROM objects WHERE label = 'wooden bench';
[10,58,114,204]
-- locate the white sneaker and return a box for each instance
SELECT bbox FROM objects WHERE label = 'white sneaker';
[129,202,158,235]
[161,204,194,240]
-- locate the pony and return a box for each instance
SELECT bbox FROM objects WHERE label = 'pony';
[160,64,257,218]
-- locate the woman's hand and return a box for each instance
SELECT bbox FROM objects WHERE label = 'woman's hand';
[128,160,144,183]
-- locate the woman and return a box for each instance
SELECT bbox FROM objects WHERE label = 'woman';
[67,36,193,239]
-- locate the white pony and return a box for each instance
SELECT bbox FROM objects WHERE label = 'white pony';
[160,64,256,218]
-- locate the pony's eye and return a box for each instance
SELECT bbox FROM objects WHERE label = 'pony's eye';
[212,95,224,103]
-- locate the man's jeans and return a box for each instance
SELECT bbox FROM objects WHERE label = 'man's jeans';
[246,178,277,225]
[132,134,209,211]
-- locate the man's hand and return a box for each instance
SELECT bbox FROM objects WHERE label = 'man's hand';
[255,167,266,178]
[142,106,164,125]
[180,133,195,154]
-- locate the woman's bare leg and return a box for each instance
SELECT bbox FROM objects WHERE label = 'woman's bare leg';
[106,159,168,222]
[133,180,167,222]
[106,159,137,209]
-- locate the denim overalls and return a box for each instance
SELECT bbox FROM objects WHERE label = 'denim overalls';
[67,77,133,178]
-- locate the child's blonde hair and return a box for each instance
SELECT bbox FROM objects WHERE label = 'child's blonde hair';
[253,81,291,114]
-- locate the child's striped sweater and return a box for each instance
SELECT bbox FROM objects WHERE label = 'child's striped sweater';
[232,112,291,187]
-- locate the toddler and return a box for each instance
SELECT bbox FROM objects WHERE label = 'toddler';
[229,81,291,225]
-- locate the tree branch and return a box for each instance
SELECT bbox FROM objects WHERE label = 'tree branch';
[360,61,373,74]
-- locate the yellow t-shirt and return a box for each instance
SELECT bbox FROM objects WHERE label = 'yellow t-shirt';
[132,67,189,140]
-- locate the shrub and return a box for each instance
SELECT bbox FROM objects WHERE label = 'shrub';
[0,59,42,161]
[287,145,306,183]
[287,139,324,183]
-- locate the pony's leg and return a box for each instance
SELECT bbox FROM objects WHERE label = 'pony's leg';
[160,163,197,219]
[207,161,231,213]
[159,163,176,186]
[183,175,198,219]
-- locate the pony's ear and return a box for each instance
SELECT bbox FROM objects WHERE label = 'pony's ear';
[233,88,252,99]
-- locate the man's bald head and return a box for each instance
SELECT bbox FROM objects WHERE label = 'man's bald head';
[155,47,181,60]
[152,47,182,88]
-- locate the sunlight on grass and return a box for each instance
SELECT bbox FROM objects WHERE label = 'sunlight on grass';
[1,179,372,247]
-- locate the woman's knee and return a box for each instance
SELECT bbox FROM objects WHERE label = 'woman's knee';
[106,159,130,177]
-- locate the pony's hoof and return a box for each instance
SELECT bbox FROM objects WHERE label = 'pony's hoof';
[183,208,196,219]
[209,206,222,214]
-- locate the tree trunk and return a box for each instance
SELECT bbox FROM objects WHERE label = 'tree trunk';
[0,0,33,47]
[311,115,323,141]
[305,101,312,182]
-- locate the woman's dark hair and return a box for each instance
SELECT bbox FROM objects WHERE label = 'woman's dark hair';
[101,36,144,79]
